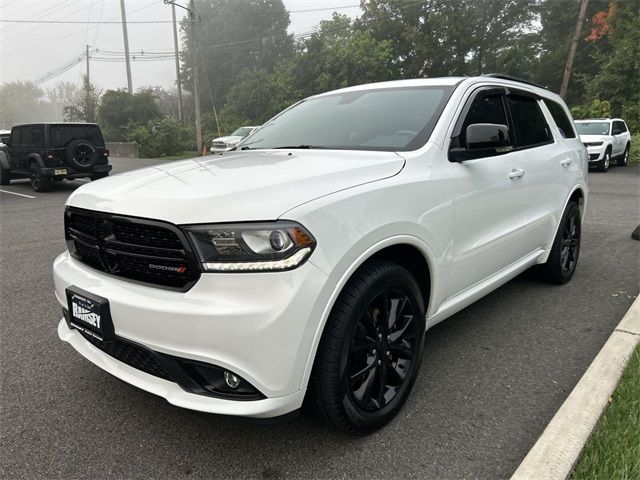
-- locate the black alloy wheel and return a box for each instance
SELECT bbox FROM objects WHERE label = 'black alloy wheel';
[536,201,581,284]
[559,209,580,274]
[347,290,418,412]
[308,260,426,433]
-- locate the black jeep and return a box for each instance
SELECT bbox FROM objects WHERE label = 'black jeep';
[0,123,112,192]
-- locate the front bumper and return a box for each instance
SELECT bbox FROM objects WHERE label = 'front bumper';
[53,250,329,417]
[585,146,605,163]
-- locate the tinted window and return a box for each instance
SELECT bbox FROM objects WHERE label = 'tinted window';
[508,96,552,147]
[612,121,627,134]
[49,125,105,148]
[575,122,610,135]
[239,86,454,152]
[543,99,576,138]
[459,93,509,147]
[31,127,44,147]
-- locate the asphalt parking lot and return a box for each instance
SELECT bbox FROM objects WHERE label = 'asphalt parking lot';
[1,158,639,479]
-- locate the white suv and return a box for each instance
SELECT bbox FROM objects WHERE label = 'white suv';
[54,75,588,433]
[575,118,631,171]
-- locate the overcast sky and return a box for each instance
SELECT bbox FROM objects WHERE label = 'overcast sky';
[0,0,361,92]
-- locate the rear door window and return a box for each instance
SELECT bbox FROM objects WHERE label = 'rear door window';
[507,95,552,148]
[542,99,576,138]
[49,125,105,148]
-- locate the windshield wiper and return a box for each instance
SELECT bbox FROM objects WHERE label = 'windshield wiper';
[273,145,323,149]
[239,145,253,150]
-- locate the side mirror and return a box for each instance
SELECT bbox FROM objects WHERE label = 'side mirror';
[449,123,511,162]
[465,123,510,149]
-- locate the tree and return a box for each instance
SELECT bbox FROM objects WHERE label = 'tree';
[581,0,640,131]
[97,89,161,141]
[63,75,100,123]
[0,81,54,128]
[181,0,293,112]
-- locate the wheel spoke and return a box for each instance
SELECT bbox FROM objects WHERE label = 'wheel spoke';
[375,363,388,408]
[389,314,415,343]
[353,366,377,404]
[388,343,413,359]
[350,359,376,383]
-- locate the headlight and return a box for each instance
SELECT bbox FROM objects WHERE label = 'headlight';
[584,142,603,147]
[184,221,316,272]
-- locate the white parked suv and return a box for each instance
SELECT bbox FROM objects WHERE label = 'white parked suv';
[575,118,631,171]
[54,75,588,433]
[209,126,260,153]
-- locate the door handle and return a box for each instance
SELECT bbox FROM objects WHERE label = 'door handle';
[508,168,525,179]
[560,158,572,167]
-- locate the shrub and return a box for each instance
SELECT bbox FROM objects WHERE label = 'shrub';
[630,133,640,163]
[126,116,191,158]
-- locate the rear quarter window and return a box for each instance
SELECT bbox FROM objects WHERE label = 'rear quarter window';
[542,99,576,138]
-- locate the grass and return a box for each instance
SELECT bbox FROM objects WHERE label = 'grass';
[572,343,640,480]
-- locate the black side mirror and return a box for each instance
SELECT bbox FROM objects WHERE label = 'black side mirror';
[465,123,510,149]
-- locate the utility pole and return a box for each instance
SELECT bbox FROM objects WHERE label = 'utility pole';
[189,0,202,156]
[119,0,133,94]
[85,44,90,86]
[560,0,589,99]
[171,3,184,122]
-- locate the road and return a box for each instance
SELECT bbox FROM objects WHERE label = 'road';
[1,158,638,479]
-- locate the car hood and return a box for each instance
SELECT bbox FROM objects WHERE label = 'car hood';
[67,150,405,224]
[211,135,242,144]
[578,134,609,143]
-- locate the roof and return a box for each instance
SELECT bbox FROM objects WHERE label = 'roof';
[11,122,99,128]
[574,118,624,122]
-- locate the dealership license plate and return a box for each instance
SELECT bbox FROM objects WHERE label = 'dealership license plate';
[53,168,68,176]
[65,286,114,342]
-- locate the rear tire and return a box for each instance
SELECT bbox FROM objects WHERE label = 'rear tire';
[308,260,426,434]
[30,164,51,192]
[617,144,630,167]
[0,166,10,185]
[536,201,581,284]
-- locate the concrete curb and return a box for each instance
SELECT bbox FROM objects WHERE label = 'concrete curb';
[511,295,640,480]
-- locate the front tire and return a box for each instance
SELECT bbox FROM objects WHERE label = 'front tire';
[308,260,426,434]
[617,144,630,167]
[537,201,581,284]
[30,164,51,192]
[0,166,10,185]
[598,150,611,172]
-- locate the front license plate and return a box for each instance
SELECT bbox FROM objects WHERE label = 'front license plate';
[54,168,68,176]
[65,286,114,342]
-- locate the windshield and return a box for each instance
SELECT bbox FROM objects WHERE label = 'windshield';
[575,122,610,136]
[239,86,454,152]
[49,125,105,148]
[231,127,254,137]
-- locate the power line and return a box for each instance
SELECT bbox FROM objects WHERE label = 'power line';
[0,19,173,24]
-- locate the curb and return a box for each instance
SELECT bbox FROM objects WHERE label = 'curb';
[511,295,640,480]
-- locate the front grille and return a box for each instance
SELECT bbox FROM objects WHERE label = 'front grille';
[65,207,200,290]
[589,153,600,160]
[79,330,173,381]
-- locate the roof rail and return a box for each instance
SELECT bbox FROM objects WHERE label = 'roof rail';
[482,73,550,91]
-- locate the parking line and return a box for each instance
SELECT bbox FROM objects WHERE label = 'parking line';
[0,189,36,199]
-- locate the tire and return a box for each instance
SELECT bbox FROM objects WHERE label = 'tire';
[30,164,51,192]
[617,144,630,167]
[598,150,611,172]
[536,201,581,284]
[308,260,426,434]
[0,166,10,185]
[65,139,97,171]
[91,172,109,181]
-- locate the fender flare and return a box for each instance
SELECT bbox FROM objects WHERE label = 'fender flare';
[27,153,45,168]
[0,151,9,170]
[537,184,587,264]
[299,234,438,390]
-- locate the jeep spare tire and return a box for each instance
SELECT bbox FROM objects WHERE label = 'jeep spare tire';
[66,139,97,171]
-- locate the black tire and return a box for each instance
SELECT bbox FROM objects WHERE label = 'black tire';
[91,172,109,181]
[598,149,611,172]
[536,201,581,284]
[308,260,426,434]
[0,166,10,185]
[617,144,630,167]
[30,164,51,192]
[65,139,97,171]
